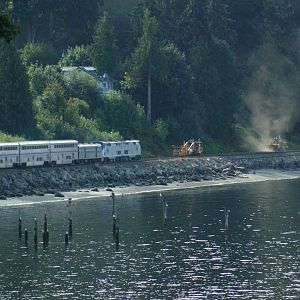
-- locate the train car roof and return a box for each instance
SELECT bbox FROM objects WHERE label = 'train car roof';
[78,144,100,147]
[50,140,78,144]
[18,141,50,145]
[0,142,20,146]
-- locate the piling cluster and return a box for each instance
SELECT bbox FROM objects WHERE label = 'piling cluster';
[18,197,73,250]
[16,191,231,253]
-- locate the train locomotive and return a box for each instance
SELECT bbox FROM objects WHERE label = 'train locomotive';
[0,140,141,169]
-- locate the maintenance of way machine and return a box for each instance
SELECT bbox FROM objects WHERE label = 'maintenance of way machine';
[173,139,203,157]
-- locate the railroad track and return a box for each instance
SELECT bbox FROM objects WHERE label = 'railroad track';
[144,150,300,162]
[1,150,300,173]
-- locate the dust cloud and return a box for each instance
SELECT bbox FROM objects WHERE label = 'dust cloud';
[243,43,300,151]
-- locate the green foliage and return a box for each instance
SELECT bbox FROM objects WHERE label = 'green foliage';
[202,136,229,154]
[100,90,147,138]
[0,40,35,136]
[131,9,165,80]
[0,14,19,42]
[92,12,119,76]
[233,124,261,152]
[19,42,59,66]
[35,81,66,116]
[152,118,168,144]
[0,131,25,142]
[11,0,103,47]
[59,45,92,66]
[27,64,62,99]
[130,8,166,122]
[63,70,102,110]
[190,37,239,142]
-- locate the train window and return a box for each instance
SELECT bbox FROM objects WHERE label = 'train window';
[0,147,2,151]
[0,159,2,163]
[117,151,121,155]
[124,150,128,154]
[107,143,111,146]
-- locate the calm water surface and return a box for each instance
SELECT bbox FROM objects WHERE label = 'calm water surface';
[0,180,299,299]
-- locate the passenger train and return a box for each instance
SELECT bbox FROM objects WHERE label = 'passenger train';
[0,140,141,169]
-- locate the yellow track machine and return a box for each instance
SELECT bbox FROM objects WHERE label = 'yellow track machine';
[173,139,203,157]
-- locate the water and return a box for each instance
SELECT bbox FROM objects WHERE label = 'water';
[0,179,299,299]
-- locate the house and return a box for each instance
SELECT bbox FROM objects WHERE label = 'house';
[61,66,114,94]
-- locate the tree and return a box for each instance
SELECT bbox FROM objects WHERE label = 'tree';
[101,91,147,138]
[0,0,19,42]
[60,0,103,47]
[151,43,201,141]
[190,38,239,141]
[91,11,119,76]
[27,64,62,99]
[63,69,102,110]
[130,9,165,123]
[59,45,92,66]
[19,42,59,66]
[0,40,35,135]
[12,0,48,43]
[35,81,66,117]
[0,14,19,41]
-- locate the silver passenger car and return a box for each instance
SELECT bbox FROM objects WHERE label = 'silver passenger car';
[19,141,50,167]
[78,144,103,162]
[0,142,19,168]
[49,140,78,165]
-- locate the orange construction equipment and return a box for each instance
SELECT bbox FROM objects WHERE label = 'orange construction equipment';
[173,139,203,157]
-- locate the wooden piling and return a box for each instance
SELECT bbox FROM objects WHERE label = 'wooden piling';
[44,214,48,232]
[68,218,73,237]
[42,230,46,246]
[112,214,117,237]
[18,213,22,238]
[115,223,120,245]
[24,229,28,246]
[34,218,37,248]
[65,232,69,246]
[45,230,49,245]
[111,192,115,215]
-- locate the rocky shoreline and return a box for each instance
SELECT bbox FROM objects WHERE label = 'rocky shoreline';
[0,154,300,200]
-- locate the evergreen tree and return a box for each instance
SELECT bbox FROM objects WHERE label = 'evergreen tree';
[91,11,119,76]
[0,0,19,42]
[130,9,165,123]
[0,40,35,135]
[0,14,19,42]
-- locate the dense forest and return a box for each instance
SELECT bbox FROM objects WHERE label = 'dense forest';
[1,0,300,154]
